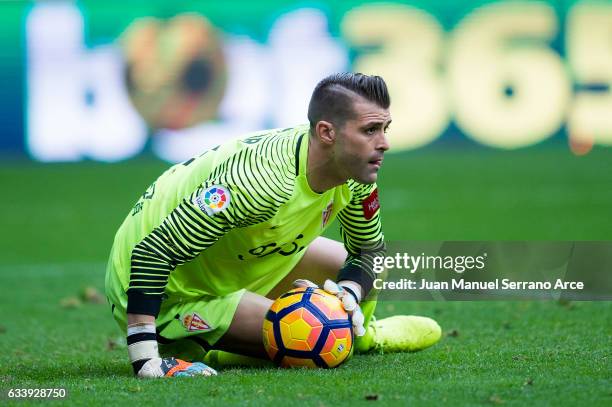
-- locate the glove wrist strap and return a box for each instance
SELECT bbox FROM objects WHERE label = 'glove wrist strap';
[127,323,159,374]
[337,280,362,302]
[342,285,360,304]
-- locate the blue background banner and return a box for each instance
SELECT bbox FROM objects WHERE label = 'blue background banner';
[1,0,611,161]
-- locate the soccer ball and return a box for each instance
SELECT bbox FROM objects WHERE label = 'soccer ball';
[262,287,353,368]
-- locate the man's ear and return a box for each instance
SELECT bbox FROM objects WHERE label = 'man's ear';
[314,121,336,145]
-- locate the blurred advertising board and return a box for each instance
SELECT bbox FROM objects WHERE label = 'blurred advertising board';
[1,0,611,161]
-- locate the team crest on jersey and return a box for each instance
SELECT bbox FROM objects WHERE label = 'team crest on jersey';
[321,201,334,228]
[182,312,211,332]
[194,185,231,216]
[363,188,380,220]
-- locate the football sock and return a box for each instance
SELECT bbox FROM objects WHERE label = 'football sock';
[354,299,378,353]
[203,350,273,368]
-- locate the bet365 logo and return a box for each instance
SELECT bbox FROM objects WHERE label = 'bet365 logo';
[238,234,305,260]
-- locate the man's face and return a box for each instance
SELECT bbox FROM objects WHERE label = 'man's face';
[333,96,391,184]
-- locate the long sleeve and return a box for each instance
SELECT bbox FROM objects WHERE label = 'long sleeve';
[127,147,293,317]
[336,181,386,298]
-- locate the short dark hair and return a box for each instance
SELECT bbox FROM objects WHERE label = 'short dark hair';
[307,73,390,131]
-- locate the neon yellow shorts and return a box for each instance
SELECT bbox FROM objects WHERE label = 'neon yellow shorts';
[109,289,246,348]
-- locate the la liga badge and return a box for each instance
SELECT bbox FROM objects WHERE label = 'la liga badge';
[195,185,231,216]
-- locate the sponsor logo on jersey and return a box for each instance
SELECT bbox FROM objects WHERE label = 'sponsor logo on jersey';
[182,312,211,332]
[363,188,380,220]
[321,201,334,228]
[194,185,230,215]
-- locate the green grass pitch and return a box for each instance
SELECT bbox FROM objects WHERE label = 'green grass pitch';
[1,145,611,405]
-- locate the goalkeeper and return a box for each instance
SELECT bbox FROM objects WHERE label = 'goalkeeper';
[105,73,441,378]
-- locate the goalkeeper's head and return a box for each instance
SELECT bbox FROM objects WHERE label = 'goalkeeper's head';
[307,73,392,185]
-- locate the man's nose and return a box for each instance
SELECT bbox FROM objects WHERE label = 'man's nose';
[378,133,390,151]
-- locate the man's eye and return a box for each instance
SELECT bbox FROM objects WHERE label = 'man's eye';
[366,128,376,135]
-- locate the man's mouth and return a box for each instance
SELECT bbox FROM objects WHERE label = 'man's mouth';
[369,158,383,168]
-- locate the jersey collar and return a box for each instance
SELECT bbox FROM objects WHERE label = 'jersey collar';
[295,126,309,177]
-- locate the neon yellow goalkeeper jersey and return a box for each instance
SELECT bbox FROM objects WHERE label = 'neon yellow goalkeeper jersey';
[105,125,384,316]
